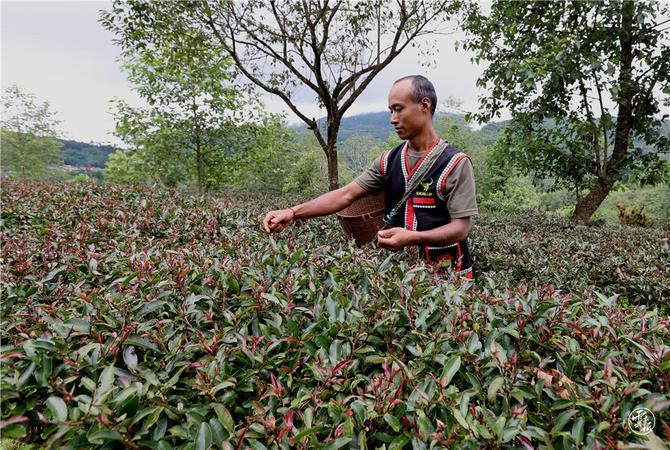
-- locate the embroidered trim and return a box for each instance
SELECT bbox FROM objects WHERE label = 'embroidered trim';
[403,198,417,231]
[427,243,458,250]
[413,204,437,209]
[400,142,409,181]
[406,139,442,185]
[412,197,435,205]
[456,266,473,276]
[436,152,468,201]
[380,151,390,177]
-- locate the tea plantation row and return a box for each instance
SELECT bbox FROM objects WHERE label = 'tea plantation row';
[1,181,668,449]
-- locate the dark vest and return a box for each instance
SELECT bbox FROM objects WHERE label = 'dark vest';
[381,141,474,278]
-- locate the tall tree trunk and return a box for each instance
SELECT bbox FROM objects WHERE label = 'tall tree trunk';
[195,135,203,194]
[327,149,339,191]
[573,0,635,222]
[325,115,341,191]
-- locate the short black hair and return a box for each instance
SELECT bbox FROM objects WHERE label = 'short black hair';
[394,75,437,116]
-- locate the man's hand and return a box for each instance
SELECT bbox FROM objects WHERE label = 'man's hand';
[263,208,295,233]
[377,227,415,251]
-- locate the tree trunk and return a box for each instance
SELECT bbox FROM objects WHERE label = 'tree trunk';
[573,178,613,222]
[573,0,635,222]
[325,114,341,191]
[327,149,339,191]
[195,135,204,194]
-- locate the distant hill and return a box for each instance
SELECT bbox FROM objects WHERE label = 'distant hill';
[60,139,116,168]
[291,111,475,142]
[292,111,668,155]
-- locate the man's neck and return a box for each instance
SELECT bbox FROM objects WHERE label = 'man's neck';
[407,128,440,153]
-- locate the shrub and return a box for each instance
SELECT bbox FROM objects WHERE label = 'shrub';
[1,181,668,448]
[471,211,669,308]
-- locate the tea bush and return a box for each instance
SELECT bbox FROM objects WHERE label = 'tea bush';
[471,212,669,309]
[1,181,668,449]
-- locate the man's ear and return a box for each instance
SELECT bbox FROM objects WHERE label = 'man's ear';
[420,97,432,114]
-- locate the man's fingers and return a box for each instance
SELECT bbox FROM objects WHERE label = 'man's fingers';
[263,210,293,234]
[263,214,275,233]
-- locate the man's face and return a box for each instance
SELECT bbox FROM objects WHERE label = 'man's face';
[388,79,431,140]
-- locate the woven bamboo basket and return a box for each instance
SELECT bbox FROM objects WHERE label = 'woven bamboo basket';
[336,192,385,246]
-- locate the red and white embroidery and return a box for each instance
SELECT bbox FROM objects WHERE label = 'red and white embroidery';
[412,197,436,209]
[436,153,470,202]
[404,198,417,230]
[380,151,390,177]
[427,243,458,250]
[403,138,442,185]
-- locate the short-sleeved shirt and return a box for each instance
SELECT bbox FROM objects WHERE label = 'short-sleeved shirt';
[354,144,479,219]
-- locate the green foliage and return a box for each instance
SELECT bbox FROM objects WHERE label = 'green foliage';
[69,173,91,184]
[101,1,462,190]
[103,1,262,192]
[459,1,670,220]
[213,118,298,194]
[1,85,63,180]
[103,149,150,185]
[1,180,669,448]
[282,133,328,197]
[338,134,385,177]
[479,176,542,213]
[595,183,670,226]
[471,211,669,306]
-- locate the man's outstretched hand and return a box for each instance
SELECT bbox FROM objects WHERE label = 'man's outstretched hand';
[263,208,295,233]
[377,227,415,251]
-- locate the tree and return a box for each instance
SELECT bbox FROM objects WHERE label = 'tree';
[459,0,670,221]
[101,5,259,193]
[101,0,463,190]
[1,85,63,179]
[103,148,150,185]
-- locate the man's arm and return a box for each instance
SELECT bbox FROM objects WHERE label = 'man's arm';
[377,218,470,251]
[263,181,370,233]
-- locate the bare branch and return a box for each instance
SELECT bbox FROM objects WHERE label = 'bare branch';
[203,9,318,133]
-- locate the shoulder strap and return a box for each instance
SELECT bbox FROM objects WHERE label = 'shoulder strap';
[383,140,448,227]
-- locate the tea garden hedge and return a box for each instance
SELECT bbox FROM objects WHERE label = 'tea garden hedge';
[1,180,669,449]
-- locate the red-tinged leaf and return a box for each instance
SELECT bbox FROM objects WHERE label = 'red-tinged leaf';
[382,358,391,380]
[270,373,283,396]
[284,410,294,431]
[334,422,345,438]
[604,358,612,378]
[331,359,350,374]
[517,435,535,450]
[660,419,670,441]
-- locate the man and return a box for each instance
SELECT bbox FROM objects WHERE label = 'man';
[262,75,478,279]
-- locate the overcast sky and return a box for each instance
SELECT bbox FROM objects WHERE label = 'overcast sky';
[1,0,499,146]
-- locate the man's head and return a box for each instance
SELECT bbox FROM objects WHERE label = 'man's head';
[388,75,437,140]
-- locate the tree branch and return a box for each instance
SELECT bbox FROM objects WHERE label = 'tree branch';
[203,10,318,135]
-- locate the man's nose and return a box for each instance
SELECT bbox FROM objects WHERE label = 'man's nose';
[390,112,398,124]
